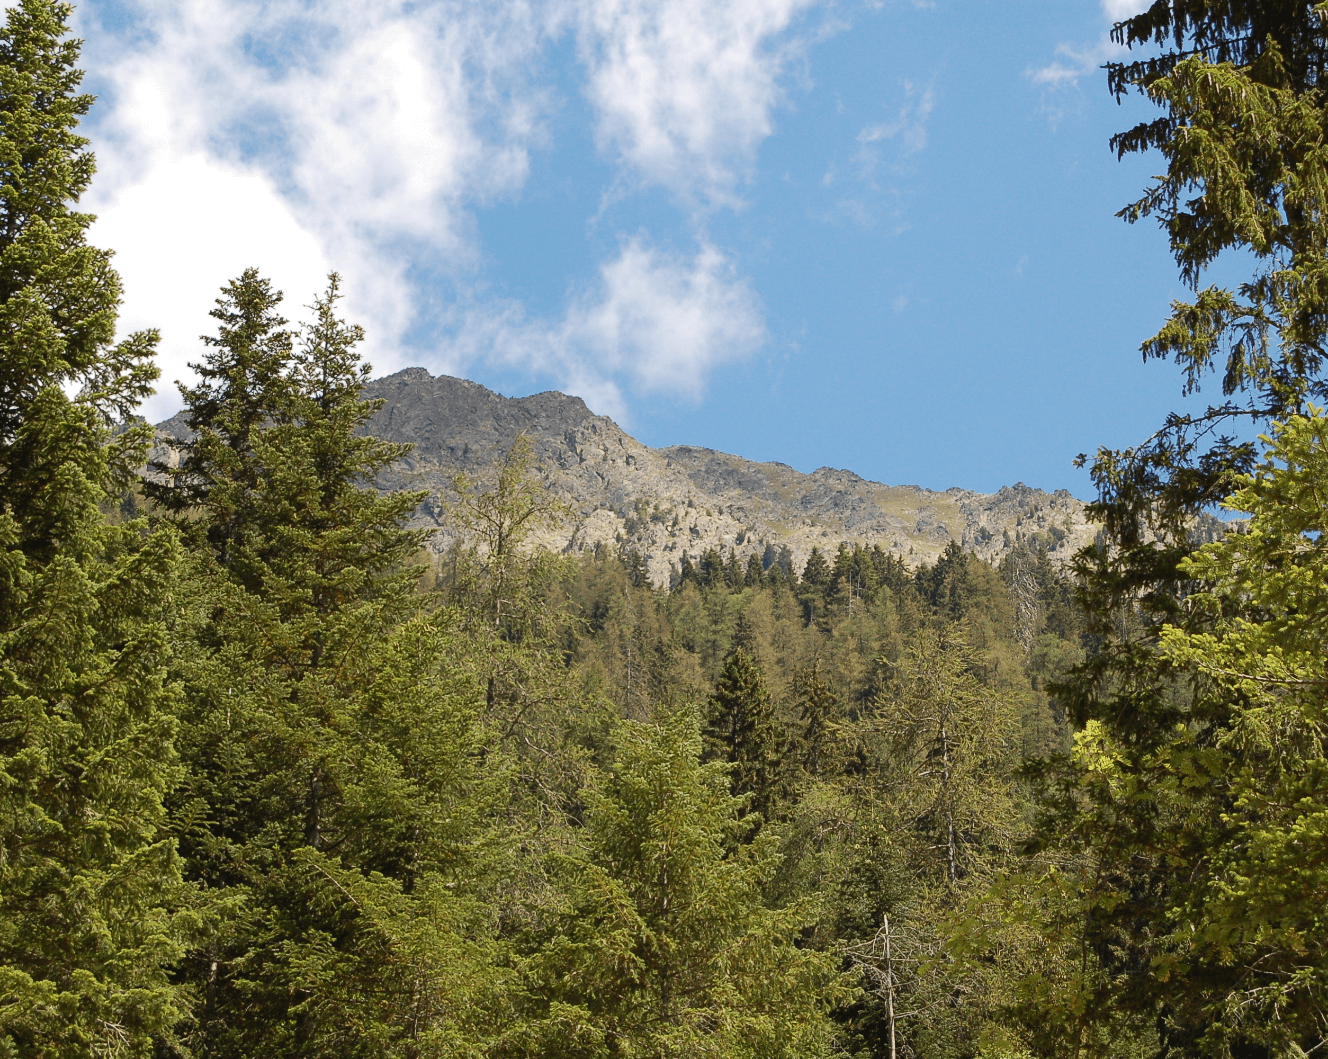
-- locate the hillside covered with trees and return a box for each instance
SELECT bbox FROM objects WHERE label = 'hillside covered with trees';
[4,1,1328,1057]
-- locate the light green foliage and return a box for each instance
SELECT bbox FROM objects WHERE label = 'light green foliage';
[444,435,611,828]
[1023,7,1328,1057]
[556,542,1071,1059]
[501,708,844,1059]
[0,2,187,1053]
[864,627,1021,889]
[1148,411,1328,1049]
[1089,4,1328,539]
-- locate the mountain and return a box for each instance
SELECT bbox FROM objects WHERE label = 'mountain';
[155,367,1104,587]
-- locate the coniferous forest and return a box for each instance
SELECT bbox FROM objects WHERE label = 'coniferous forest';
[5,1,1328,1056]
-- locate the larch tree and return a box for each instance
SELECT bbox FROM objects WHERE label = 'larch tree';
[500,708,844,1059]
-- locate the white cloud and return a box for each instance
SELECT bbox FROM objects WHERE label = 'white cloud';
[79,0,551,418]
[76,0,792,421]
[1027,0,1145,102]
[857,80,934,157]
[1027,39,1120,90]
[443,239,766,421]
[92,155,331,420]
[814,79,932,230]
[575,0,817,208]
[1101,0,1150,22]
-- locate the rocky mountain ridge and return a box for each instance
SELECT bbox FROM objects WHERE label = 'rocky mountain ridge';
[155,367,1104,587]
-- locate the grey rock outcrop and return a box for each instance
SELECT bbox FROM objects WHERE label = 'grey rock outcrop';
[155,367,1105,587]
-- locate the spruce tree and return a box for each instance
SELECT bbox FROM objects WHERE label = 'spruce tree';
[161,275,500,1056]
[800,547,830,589]
[0,1,186,1052]
[703,648,786,827]
[502,709,843,1059]
[793,659,841,780]
[1024,5,1328,1053]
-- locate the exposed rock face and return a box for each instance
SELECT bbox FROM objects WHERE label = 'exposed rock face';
[154,367,1106,587]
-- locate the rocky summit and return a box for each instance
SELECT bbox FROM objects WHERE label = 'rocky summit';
[156,367,1104,587]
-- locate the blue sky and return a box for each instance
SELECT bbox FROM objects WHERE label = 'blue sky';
[75,0,1205,496]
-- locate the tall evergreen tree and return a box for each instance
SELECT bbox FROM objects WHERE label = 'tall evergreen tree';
[501,708,843,1059]
[0,1,186,1052]
[703,648,786,827]
[1024,5,1328,1054]
[161,275,500,1056]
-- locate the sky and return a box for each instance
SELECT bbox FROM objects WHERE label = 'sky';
[73,0,1207,497]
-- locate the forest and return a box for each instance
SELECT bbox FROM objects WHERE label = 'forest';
[4,0,1328,1056]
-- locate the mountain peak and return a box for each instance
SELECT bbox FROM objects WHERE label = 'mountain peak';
[154,368,1117,587]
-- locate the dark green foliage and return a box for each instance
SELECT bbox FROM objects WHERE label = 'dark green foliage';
[703,648,787,827]
[156,275,501,1056]
[554,540,1080,1059]
[743,551,765,587]
[801,546,830,589]
[1004,7,1328,1055]
[1091,2,1328,541]
[0,2,186,1053]
[793,659,841,780]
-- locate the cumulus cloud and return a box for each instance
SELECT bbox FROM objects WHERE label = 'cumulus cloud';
[74,0,800,420]
[444,239,766,421]
[81,0,548,418]
[575,0,817,208]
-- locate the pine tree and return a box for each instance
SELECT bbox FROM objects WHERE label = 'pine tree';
[1034,411,1328,1054]
[146,268,294,578]
[0,1,186,1052]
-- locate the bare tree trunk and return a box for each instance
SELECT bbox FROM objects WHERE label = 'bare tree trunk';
[940,724,957,885]
[883,912,897,1059]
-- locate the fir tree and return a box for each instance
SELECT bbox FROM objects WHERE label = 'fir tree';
[0,1,186,1052]
[146,268,294,581]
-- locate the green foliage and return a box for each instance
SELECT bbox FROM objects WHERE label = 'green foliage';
[1127,410,1328,1051]
[500,708,844,1059]
[703,648,788,828]
[1015,8,1328,1055]
[156,273,503,1056]
[1089,3,1328,540]
[554,537,1076,1059]
[0,2,187,1053]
